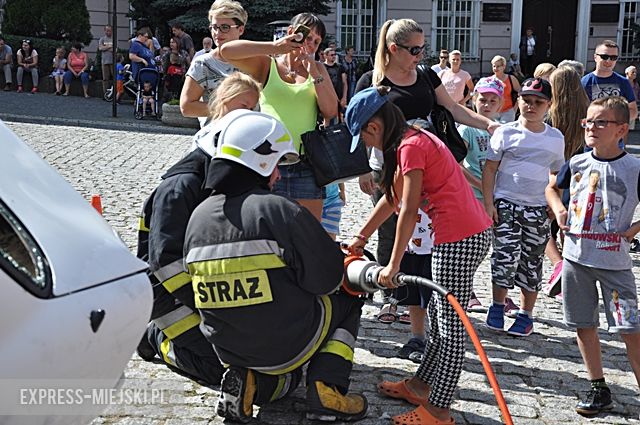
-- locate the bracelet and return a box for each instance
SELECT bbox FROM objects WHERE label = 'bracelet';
[354,234,368,243]
[312,76,325,85]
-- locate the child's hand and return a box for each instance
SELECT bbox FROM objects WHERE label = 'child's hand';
[555,209,570,231]
[620,222,640,242]
[483,201,497,223]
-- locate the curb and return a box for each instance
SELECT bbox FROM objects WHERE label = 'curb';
[0,113,198,136]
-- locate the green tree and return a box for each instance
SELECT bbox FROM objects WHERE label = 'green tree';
[4,0,91,44]
[128,0,331,47]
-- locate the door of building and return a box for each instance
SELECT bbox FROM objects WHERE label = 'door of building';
[521,0,578,66]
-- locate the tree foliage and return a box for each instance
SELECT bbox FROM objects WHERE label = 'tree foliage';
[128,0,331,48]
[4,0,92,44]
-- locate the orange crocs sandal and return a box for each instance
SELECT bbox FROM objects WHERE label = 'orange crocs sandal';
[377,379,424,406]
[391,405,455,425]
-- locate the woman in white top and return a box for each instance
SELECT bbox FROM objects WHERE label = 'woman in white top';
[16,39,38,93]
[438,50,473,105]
[180,0,246,127]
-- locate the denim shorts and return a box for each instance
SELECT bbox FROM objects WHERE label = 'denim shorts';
[273,161,324,200]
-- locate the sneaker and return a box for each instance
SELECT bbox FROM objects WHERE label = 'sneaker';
[504,297,520,318]
[575,386,613,416]
[544,262,563,297]
[466,292,484,312]
[216,367,256,423]
[306,381,368,422]
[16,85,23,93]
[135,335,156,361]
[30,87,38,94]
[398,337,426,360]
[3,83,10,91]
[485,303,505,331]
[507,313,534,336]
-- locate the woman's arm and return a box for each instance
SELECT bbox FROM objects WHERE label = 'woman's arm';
[179,76,207,117]
[435,84,499,134]
[81,53,88,72]
[129,53,148,67]
[219,35,306,84]
[461,77,474,104]
[16,51,24,67]
[308,60,338,120]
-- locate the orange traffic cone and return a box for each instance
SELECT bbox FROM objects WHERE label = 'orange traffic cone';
[91,194,103,215]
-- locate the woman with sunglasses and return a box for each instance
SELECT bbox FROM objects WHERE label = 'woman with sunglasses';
[180,0,247,127]
[220,13,338,221]
[354,19,498,352]
[16,39,38,93]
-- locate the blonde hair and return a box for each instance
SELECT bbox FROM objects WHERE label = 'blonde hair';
[208,72,261,120]
[534,62,556,79]
[372,19,423,86]
[491,55,506,66]
[549,66,590,159]
[208,0,248,25]
[450,50,461,57]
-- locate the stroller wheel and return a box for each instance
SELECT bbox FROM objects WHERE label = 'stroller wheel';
[103,89,113,102]
[134,110,143,120]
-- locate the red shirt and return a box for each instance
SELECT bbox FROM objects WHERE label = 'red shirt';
[397,129,492,245]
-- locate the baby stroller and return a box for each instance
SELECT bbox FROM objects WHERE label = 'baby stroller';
[103,64,137,101]
[134,68,161,120]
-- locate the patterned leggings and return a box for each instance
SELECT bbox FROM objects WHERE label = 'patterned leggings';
[415,229,491,408]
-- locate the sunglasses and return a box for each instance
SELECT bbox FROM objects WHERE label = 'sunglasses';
[22,39,31,43]
[580,119,624,129]
[595,53,618,61]
[209,23,241,33]
[440,56,448,59]
[397,44,425,56]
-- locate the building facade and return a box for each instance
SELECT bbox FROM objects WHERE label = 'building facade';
[85,0,132,56]
[324,0,640,76]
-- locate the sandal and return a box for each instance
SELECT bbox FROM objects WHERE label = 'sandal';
[392,405,455,425]
[377,379,424,406]
[398,311,411,324]
[377,303,398,324]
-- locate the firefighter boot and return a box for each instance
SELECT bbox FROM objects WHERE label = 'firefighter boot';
[216,367,256,423]
[306,381,368,422]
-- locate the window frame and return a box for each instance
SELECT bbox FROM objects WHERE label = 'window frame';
[0,201,52,299]
[619,0,640,60]
[335,0,380,58]
[430,0,481,60]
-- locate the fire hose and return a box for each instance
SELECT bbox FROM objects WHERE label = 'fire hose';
[342,254,514,425]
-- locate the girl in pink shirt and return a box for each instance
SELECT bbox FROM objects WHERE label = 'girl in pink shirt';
[346,86,492,425]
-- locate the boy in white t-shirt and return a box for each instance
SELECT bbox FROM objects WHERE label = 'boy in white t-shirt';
[482,78,565,337]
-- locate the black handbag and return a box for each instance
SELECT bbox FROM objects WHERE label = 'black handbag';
[301,123,372,187]
[417,65,468,163]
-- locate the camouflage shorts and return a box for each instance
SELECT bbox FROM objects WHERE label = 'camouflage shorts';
[490,199,550,292]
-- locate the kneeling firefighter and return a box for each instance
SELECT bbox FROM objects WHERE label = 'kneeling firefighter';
[184,109,368,422]
[136,124,224,384]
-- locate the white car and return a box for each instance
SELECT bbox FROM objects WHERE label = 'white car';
[0,121,153,424]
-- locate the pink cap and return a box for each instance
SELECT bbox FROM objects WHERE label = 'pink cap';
[474,76,505,97]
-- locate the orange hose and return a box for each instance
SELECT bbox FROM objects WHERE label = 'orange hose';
[446,293,514,425]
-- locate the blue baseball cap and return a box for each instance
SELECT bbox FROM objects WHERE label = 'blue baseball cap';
[345,87,389,153]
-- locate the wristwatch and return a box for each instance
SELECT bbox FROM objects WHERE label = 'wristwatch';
[312,76,324,85]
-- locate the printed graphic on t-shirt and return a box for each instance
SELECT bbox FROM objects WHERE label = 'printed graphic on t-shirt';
[568,169,626,251]
[591,83,624,99]
[407,209,434,254]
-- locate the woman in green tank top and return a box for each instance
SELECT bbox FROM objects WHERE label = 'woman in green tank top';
[220,13,338,220]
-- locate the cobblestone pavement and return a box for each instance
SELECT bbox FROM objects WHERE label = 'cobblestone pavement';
[7,121,640,425]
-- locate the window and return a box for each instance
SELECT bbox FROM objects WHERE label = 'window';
[432,0,480,59]
[0,202,52,298]
[620,1,640,60]
[336,0,378,57]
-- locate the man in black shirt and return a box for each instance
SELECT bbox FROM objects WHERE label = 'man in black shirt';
[323,48,347,121]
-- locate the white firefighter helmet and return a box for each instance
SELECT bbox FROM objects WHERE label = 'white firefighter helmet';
[214,109,298,176]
